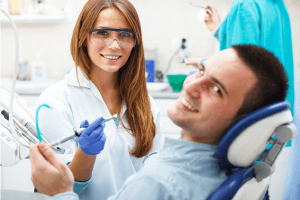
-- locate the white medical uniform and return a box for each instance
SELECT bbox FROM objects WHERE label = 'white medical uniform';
[35,67,162,200]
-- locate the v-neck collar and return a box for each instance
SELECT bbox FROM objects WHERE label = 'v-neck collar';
[65,67,127,119]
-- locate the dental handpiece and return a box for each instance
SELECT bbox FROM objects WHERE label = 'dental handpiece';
[1,108,65,153]
[50,115,119,147]
[1,109,48,143]
[1,102,39,138]
[188,2,217,13]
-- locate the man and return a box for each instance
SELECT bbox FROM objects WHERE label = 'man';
[203,3,294,197]
[30,44,288,200]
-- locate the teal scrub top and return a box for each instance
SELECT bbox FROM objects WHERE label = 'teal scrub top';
[217,0,294,117]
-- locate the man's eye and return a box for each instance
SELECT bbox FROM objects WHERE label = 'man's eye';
[199,68,204,76]
[213,86,221,94]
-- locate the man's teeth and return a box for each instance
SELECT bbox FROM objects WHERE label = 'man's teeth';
[104,55,119,60]
[182,98,198,112]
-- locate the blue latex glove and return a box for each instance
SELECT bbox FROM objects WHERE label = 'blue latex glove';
[78,117,106,155]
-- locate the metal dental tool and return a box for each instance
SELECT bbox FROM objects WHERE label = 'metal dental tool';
[188,2,217,14]
[1,107,65,153]
[1,100,39,139]
[49,114,119,147]
[1,108,39,144]
[0,8,66,166]
[189,2,209,10]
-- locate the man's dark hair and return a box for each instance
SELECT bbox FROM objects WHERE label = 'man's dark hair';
[231,44,288,121]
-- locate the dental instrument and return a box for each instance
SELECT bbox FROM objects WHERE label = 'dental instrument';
[49,114,119,147]
[1,116,36,145]
[1,100,39,139]
[189,3,209,10]
[36,104,52,142]
[0,97,65,154]
[0,7,31,149]
[1,96,65,154]
[188,2,214,14]
[189,2,219,15]
[1,108,39,144]
[0,8,67,167]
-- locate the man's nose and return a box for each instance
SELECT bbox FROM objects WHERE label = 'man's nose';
[185,77,209,97]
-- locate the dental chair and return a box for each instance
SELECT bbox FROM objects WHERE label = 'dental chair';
[208,101,297,200]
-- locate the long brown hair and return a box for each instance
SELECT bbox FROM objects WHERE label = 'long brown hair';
[70,0,156,157]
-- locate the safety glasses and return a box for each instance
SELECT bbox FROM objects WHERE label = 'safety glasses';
[89,28,136,49]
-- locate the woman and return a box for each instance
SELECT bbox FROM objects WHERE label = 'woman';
[35,0,162,199]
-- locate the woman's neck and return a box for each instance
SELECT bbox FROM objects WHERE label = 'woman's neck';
[90,67,122,115]
[90,67,119,91]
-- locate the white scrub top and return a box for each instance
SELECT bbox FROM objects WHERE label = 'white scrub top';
[35,67,162,200]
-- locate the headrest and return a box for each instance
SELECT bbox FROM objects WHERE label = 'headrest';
[218,101,292,170]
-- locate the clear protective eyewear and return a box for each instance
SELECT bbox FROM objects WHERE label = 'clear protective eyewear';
[89,28,136,49]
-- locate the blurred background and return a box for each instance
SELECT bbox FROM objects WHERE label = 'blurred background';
[1,0,298,81]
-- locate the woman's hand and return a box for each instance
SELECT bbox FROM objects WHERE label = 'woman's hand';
[78,117,107,155]
[204,5,220,32]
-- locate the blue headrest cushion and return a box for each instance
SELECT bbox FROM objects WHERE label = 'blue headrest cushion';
[207,167,255,200]
[218,101,291,170]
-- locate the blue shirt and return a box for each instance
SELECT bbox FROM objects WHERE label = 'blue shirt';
[55,138,228,200]
[217,0,294,117]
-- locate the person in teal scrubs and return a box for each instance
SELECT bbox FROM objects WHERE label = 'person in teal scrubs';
[203,0,294,117]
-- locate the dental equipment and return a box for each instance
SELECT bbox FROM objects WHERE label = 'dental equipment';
[188,2,214,14]
[1,106,49,144]
[1,113,38,145]
[1,100,39,140]
[189,3,209,10]
[49,114,119,147]
[0,7,65,167]
[208,101,297,200]
[36,104,52,142]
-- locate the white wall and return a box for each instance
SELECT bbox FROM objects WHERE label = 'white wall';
[1,0,85,78]
[285,0,300,82]
[1,0,299,81]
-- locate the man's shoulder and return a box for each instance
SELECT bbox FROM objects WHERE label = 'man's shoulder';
[139,150,186,182]
[109,172,178,200]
